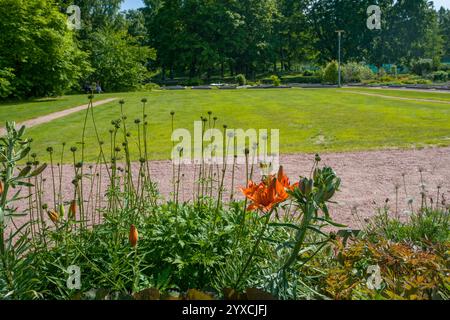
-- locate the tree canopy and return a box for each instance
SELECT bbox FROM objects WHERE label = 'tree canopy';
[0,0,448,99]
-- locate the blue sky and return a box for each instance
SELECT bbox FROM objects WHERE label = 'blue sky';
[120,0,449,11]
[433,0,450,9]
[121,0,144,11]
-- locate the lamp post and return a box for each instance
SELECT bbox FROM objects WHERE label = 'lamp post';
[336,30,344,87]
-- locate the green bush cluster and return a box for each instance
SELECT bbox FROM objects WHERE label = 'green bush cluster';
[362,74,433,86]
[322,61,339,84]
[431,71,449,82]
[270,75,281,86]
[141,82,161,91]
[411,59,434,76]
[342,62,375,83]
[235,74,247,86]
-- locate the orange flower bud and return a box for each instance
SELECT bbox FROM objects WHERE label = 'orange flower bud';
[47,210,59,223]
[69,200,76,219]
[129,224,138,248]
[277,166,284,182]
[0,180,3,195]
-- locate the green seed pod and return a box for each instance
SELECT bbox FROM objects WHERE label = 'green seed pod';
[59,203,65,219]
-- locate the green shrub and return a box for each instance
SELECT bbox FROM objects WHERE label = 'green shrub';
[411,59,433,76]
[141,82,161,91]
[183,77,204,86]
[438,64,450,72]
[361,74,432,85]
[323,61,339,84]
[431,71,448,82]
[0,68,15,99]
[379,75,395,82]
[236,74,246,86]
[342,62,374,83]
[246,80,261,86]
[281,76,322,84]
[402,78,432,85]
[270,75,281,86]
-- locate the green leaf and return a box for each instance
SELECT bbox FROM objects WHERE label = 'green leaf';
[16,181,34,187]
[306,225,329,238]
[269,222,304,232]
[30,163,47,177]
[312,216,347,228]
[17,165,32,178]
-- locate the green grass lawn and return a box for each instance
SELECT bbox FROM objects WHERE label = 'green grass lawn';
[342,87,450,102]
[0,93,117,124]
[8,88,450,163]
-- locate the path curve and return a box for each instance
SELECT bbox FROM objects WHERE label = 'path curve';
[0,98,117,136]
[343,90,450,104]
[345,86,450,94]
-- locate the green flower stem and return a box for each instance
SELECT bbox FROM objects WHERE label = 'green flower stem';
[282,205,313,271]
[234,209,273,289]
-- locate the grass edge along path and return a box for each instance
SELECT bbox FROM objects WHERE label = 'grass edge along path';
[341,90,450,105]
[0,98,118,136]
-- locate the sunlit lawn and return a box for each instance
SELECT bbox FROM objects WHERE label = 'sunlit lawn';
[10,88,450,162]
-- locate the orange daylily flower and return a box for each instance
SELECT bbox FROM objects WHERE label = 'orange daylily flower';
[240,166,291,212]
[276,165,299,193]
[277,166,290,187]
[69,200,76,219]
[47,210,60,223]
[240,180,259,198]
[129,224,139,248]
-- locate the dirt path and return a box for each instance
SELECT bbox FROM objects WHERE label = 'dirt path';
[10,146,449,230]
[343,90,450,104]
[346,86,450,94]
[0,98,117,136]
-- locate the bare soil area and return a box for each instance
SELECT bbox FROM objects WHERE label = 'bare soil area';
[9,146,449,230]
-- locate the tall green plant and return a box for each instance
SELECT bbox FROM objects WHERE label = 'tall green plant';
[0,122,46,254]
[280,165,342,271]
[0,122,47,299]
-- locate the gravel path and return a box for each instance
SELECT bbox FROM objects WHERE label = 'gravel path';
[0,98,117,136]
[9,146,449,230]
